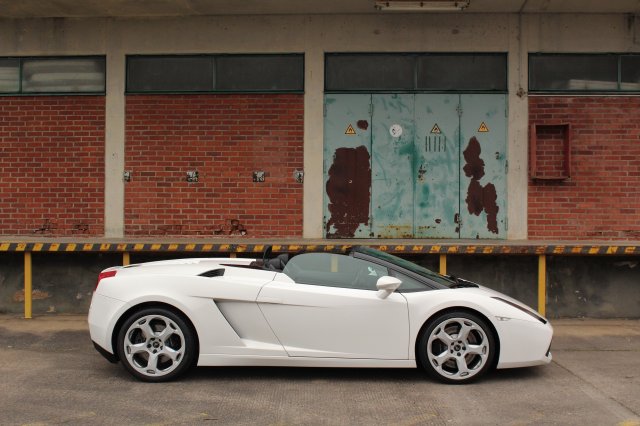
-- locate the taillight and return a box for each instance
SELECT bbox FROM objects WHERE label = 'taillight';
[96,270,117,290]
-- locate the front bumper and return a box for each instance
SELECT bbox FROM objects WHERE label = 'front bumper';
[495,317,554,369]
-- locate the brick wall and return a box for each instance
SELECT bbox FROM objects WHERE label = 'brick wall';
[528,97,640,240]
[125,94,304,237]
[0,96,105,236]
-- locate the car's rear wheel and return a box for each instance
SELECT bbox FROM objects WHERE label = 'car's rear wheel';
[417,311,495,384]
[116,307,196,382]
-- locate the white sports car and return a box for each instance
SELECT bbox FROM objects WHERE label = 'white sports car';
[88,246,552,383]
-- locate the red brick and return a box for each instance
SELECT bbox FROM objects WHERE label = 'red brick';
[124,94,304,237]
[0,96,105,236]
[529,96,640,240]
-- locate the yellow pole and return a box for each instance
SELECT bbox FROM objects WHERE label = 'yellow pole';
[538,254,546,316]
[439,254,447,275]
[123,252,130,266]
[24,251,32,319]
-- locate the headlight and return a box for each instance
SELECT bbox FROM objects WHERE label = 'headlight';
[491,296,547,324]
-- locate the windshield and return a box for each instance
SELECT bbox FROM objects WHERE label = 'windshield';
[353,246,456,288]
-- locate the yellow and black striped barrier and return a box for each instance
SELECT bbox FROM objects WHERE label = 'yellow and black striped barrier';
[1,241,638,255]
[3,239,638,319]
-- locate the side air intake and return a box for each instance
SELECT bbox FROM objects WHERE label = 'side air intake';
[199,268,225,278]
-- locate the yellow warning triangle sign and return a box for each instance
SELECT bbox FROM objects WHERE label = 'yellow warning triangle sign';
[430,124,441,134]
[478,122,489,132]
[345,124,356,135]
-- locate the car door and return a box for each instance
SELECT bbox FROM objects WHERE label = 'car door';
[256,253,410,359]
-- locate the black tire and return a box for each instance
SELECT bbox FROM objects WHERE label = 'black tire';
[116,307,197,382]
[417,311,496,384]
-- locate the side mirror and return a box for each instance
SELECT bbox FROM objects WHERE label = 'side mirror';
[376,276,402,299]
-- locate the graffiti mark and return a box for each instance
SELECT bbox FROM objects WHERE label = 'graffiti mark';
[33,219,56,234]
[212,220,248,236]
[418,163,427,182]
[357,120,369,130]
[229,219,248,236]
[463,137,499,234]
[72,222,89,233]
[14,289,51,302]
[326,145,371,238]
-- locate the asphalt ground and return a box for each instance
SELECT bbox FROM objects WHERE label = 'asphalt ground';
[0,316,639,426]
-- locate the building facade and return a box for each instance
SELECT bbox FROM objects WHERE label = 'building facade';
[1,1,639,316]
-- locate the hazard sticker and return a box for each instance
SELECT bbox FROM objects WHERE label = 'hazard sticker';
[430,124,442,134]
[345,124,356,135]
[478,122,489,132]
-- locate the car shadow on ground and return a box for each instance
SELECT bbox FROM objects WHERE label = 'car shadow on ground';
[183,364,546,384]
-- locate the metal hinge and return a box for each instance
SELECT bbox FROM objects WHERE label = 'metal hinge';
[369,102,373,116]
[505,216,509,231]
[456,103,463,117]
[505,160,509,174]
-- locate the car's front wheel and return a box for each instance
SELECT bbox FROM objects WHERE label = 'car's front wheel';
[116,307,196,382]
[417,311,496,384]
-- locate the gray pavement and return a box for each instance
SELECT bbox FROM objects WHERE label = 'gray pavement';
[0,315,639,426]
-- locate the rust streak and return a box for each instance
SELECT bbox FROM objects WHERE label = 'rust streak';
[326,145,371,238]
[463,137,499,234]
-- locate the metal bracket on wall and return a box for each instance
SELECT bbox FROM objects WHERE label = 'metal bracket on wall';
[186,170,199,182]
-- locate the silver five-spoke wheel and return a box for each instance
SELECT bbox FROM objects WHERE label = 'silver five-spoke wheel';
[418,311,495,384]
[117,308,196,382]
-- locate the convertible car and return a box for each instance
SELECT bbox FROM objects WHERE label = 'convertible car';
[88,246,552,383]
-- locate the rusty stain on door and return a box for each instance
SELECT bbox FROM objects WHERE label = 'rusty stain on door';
[463,136,499,234]
[323,94,373,238]
[326,146,371,237]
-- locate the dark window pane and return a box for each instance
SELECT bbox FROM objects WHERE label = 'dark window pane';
[530,54,618,91]
[326,54,415,91]
[621,55,640,91]
[216,55,303,91]
[417,54,506,91]
[0,58,19,92]
[21,58,105,93]
[127,56,213,92]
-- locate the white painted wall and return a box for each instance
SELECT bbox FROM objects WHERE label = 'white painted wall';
[1,13,638,239]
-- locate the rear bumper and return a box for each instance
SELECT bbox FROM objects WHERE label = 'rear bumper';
[93,341,119,363]
[88,292,127,355]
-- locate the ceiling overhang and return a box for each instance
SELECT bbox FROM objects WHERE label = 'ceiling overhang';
[0,0,639,19]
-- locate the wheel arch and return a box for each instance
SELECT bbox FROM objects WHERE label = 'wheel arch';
[414,306,501,370]
[110,301,200,364]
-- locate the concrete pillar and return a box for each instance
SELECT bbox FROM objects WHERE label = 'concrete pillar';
[507,14,529,239]
[104,20,125,238]
[303,42,325,238]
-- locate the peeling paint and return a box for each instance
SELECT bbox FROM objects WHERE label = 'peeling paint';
[463,137,499,234]
[13,289,51,302]
[326,145,371,238]
[357,120,369,130]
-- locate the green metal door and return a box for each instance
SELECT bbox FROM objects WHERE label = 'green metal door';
[371,94,415,238]
[414,94,461,238]
[323,94,373,238]
[323,93,507,239]
[459,94,507,239]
